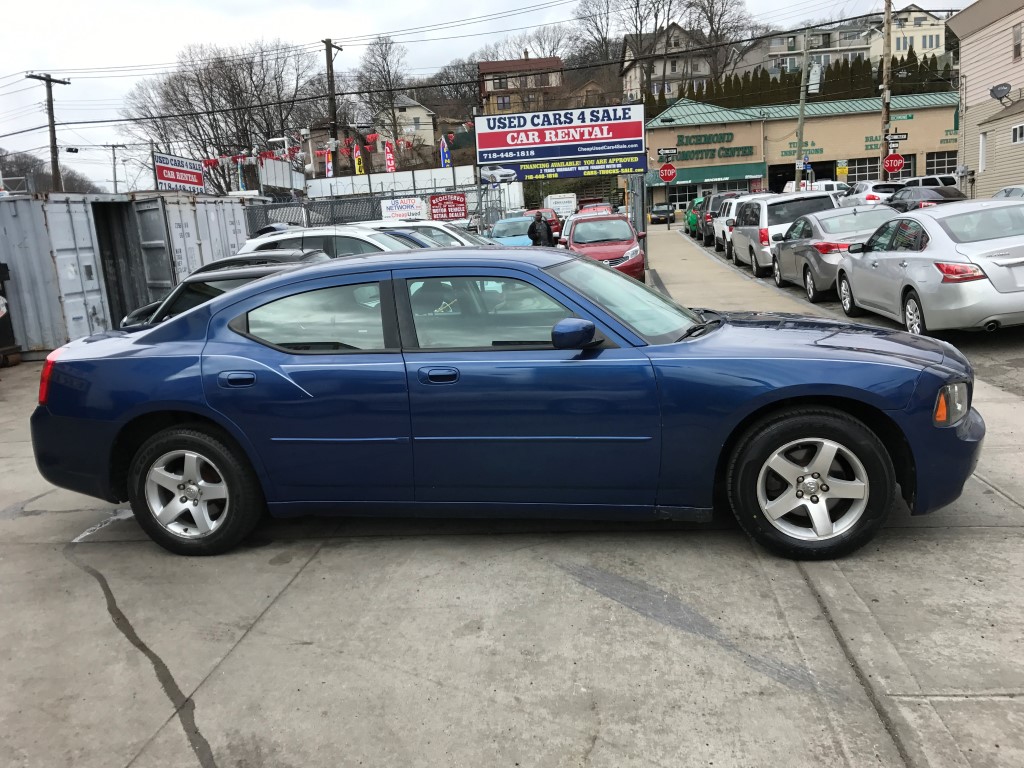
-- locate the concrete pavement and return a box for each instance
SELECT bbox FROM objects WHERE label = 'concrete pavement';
[0,231,1021,767]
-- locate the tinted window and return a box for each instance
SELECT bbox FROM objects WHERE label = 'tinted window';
[922,187,966,200]
[866,220,900,251]
[871,184,903,194]
[368,232,413,250]
[246,282,386,352]
[333,236,381,255]
[572,219,634,244]
[767,196,835,226]
[159,276,255,320]
[407,276,571,349]
[892,220,929,251]
[1011,188,1024,198]
[818,208,896,234]
[940,206,1024,243]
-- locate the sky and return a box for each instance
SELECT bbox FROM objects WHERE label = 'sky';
[0,0,968,191]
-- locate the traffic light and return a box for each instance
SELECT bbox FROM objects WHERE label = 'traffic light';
[65,147,79,153]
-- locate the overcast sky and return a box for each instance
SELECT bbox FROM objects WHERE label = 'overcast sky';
[1,0,967,190]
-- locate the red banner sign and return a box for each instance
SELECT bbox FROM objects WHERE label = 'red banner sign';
[384,142,396,173]
[429,193,467,221]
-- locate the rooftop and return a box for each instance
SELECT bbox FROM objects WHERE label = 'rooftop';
[478,57,563,75]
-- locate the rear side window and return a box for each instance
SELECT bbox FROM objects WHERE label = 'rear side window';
[940,206,1024,243]
[245,282,387,352]
[767,197,835,226]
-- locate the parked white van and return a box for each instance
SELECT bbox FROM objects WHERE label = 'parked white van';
[783,180,851,193]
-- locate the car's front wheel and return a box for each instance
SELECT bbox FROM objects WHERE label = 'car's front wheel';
[726,408,895,559]
[772,257,784,287]
[128,425,265,555]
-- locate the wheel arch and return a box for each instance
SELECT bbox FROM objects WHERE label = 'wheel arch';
[711,395,916,513]
[109,409,266,503]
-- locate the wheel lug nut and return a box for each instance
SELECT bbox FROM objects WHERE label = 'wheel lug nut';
[797,476,805,483]
[812,473,820,479]
[811,495,819,503]
[193,500,199,506]
[177,484,185,490]
[821,484,829,492]
[179,496,187,503]
[796,490,804,498]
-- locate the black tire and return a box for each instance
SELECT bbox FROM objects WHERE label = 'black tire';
[751,250,770,278]
[703,231,714,247]
[838,273,864,317]
[128,425,265,555]
[903,290,927,335]
[725,239,734,261]
[714,237,724,252]
[804,266,821,303]
[726,407,895,560]
[772,256,784,287]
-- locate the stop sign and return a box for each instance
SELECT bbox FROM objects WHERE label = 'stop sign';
[883,153,905,174]
[659,163,677,183]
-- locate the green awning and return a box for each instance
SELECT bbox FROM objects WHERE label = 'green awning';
[646,161,766,187]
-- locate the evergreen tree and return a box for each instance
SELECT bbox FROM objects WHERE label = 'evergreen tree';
[694,81,706,102]
[657,89,668,110]
[740,71,753,108]
[838,58,852,101]
[757,67,772,107]
[875,57,884,90]
[903,47,921,94]
[940,61,953,92]
[705,78,719,105]
[891,54,904,95]
[766,74,782,106]
[685,80,696,100]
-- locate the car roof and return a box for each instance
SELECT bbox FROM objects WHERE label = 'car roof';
[913,198,1024,220]
[807,205,895,220]
[766,191,835,204]
[249,224,378,240]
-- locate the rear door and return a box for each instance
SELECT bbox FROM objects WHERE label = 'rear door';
[777,218,811,281]
[395,267,662,507]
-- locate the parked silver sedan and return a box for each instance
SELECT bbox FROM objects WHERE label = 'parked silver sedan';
[839,180,905,207]
[836,200,1024,334]
[771,206,898,302]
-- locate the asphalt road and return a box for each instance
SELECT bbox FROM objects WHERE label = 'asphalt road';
[676,225,1024,399]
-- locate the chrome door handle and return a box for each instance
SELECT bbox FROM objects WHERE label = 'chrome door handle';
[870,261,879,268]
[899,261,908,268]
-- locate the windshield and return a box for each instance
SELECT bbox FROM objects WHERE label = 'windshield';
[157,276,256,320]
[491,219,532,238]
[652,205,672,212]
[767,196,836,226]
[572,219,634,244]
[819,208,896,234]
[458,228,494,246]
[940,206,1024,243]
[548,258,700,344]
[368,232,413,250]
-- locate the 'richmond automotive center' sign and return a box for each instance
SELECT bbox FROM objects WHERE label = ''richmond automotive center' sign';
[475,107,646,181]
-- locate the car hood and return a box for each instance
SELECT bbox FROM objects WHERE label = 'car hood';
[708,310,948,368]
[571,240,636,258]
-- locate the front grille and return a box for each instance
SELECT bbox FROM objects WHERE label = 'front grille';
[603,256,628,267]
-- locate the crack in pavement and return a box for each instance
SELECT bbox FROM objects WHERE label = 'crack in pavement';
[62,543,218,768]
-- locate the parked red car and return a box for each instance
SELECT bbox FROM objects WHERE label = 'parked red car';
[523,208,561,243]
[559,214,647,281]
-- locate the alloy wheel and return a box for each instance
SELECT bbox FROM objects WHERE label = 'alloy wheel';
[772,258,782,286]
[805,269,816,301]
[904,296,924,334]
[144,449,230,538]
[755,438,869,541]
[840,279,852,311]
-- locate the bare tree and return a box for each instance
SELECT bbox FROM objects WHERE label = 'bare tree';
[573,0,617,63]
[356,36,409,152]
[0,147,102,193]
[410,57,480,119]
[685,0,772,85]
[121,41,325,193]
[617,0,681,96]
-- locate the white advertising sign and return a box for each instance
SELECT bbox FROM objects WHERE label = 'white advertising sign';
[381,197,426,219]
[152,152,206,193]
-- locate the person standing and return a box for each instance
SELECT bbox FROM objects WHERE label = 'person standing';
[527,211,552,246]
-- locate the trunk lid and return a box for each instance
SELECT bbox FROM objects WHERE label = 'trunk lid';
[956,239,1024,294]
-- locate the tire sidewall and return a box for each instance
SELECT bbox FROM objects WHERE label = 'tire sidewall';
[804,267,818,302]
[904,291,926,334]
[128,427,264,555]
[727,411,895,559]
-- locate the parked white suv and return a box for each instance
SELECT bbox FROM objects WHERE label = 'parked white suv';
[729,192,839,277]
[237,225,412,257]
[357,219,495,247]
[901,174,959,188]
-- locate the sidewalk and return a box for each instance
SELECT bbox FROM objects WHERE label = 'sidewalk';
[646,225,1024,768]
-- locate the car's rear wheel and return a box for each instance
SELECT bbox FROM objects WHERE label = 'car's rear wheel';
[804,267,821,303]
[128,425,265,555]
[838,274,864,317]
[903,290,927,335]
[726,408,895,559]
[772,257,784,287]
[714,236,724,252]
[725,239,734,261]
[751,249,770,278]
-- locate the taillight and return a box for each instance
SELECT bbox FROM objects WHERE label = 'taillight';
[728,225,734,232]
[812,242,850,254]
[38,348,63,405]
[934,262,987,283]
[865,193,880,201]
[705,213,713,222]
[919,201,937,208]
[758,228,770,246]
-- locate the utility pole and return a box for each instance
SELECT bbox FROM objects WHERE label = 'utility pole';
[102,144,126,193]
[323,39,344,178]
[793,33,811,191]
[25,73,70,192]
[881,0,893,180]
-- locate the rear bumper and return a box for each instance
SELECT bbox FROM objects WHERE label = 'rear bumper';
[917,280,1024,330]
[30,407,120,503]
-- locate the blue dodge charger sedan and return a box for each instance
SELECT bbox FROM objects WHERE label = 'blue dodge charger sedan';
[31,249,984,558]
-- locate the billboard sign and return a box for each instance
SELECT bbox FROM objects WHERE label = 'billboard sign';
[381,197,426,219]
[475,106,646,181]
[429,193,467,221]
[152,152,205,193]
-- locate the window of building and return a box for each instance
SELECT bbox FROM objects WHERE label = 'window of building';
[888,154,916,181]
[810,53,831,67]
[979,132,987,172]
[1015,24,1022,60]
[896,36,915,52]
[495,75,508,90]
[770,37,787,49]
[1012,124,1024,144]
[667,185,698,207]
[846,157,880,183]
[841,52,863,63]
[914,17,924,26]
[398,107,407,113]
[535,72,549,87]
[841,31,862,42]
[413,116,421,130]
[670,59,678,73]
[926,151,958,175]
[671,36,680,48]
[496,95,511,110]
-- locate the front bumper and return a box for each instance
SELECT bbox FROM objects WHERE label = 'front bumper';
[910,407,985,515]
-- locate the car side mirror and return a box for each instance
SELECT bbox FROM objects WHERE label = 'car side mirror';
[552,318,598,349]
[772,233,785,242]
[558,237,568,245]
[725,218,736,227]
[847,242,866,254]
[636,231,647,240]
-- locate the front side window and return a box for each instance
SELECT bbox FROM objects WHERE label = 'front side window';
[406,276,572,349]
[245,282,387,352]
[866,220,900,251]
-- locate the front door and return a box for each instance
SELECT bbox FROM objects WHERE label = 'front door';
[203,271,413,504]
[396,268,662,507]
[853,219,900,310]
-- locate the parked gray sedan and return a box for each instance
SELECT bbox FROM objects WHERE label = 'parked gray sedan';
[837,200,1024,334]
[839,180,905,207]
[771,206,898,302]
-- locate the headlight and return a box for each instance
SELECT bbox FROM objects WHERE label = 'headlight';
[934,382,969,426]
[624,245,641,259]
